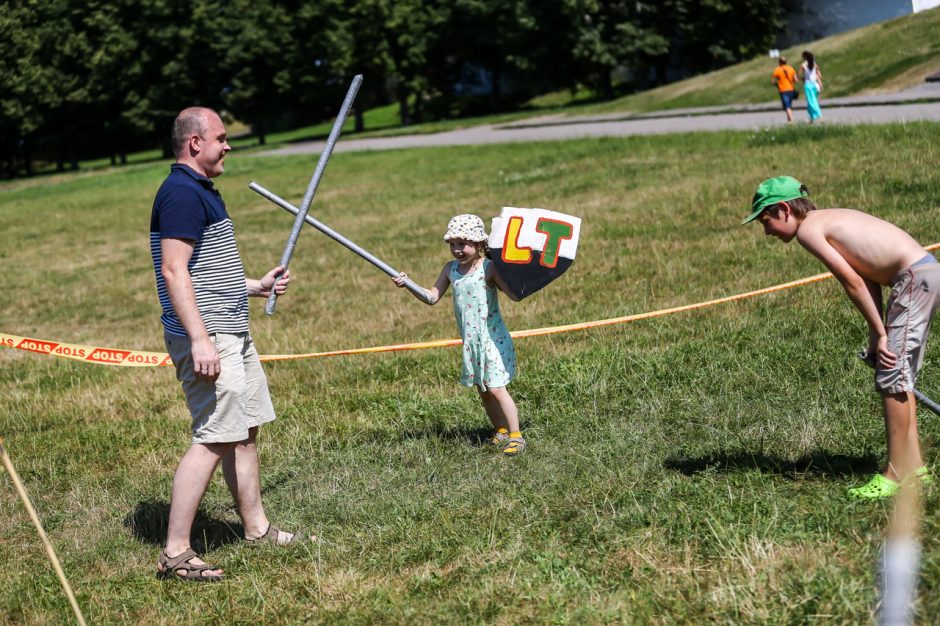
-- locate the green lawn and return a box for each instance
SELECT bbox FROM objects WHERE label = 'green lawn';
[2,122,940,623]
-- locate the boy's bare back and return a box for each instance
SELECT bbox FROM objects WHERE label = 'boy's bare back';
[797,209,926,285]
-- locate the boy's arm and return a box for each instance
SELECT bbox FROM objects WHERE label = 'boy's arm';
[865,278,885,349]
[798,229,895,365]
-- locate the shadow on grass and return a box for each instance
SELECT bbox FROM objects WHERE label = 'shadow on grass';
[398,423,496,448]
[663,450,878,479]
[123,500,244,551]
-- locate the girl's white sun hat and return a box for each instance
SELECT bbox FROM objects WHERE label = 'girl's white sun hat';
[443,214,488,242]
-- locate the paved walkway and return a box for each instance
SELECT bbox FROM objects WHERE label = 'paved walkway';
[261,82,940,156]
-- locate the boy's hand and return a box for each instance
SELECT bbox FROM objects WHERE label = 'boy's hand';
[874,336,898,370]
[392,272,407,288]
[862,338,898,370]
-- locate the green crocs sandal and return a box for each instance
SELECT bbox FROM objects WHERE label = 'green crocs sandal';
[914,466,934,485]
[848,474,899,501]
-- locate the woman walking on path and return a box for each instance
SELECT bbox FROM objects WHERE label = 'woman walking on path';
[800,50,823,122]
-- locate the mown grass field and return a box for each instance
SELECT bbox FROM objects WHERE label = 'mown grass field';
[2,121,940,624]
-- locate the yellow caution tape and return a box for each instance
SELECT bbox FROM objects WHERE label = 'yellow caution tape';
[3,242,938,367]
[0,333,172,367]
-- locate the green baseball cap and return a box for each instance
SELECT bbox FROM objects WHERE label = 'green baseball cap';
[742,176,809,224]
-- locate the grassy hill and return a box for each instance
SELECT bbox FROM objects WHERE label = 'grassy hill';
[2,121,940,622]
[567,5,940,115]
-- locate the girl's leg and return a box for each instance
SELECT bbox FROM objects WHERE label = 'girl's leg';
[477,386,520,433]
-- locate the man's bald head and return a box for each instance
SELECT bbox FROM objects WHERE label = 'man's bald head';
[171,107,219,158]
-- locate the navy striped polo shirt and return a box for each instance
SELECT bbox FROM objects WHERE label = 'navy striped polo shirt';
[150,164,248,337]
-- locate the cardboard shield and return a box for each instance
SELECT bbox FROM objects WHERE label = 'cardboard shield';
[488,207,581,300]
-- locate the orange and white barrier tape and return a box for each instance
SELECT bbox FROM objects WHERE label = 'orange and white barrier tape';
[2,242,938,367]
[0,272,834,366]
[0,333,172,367]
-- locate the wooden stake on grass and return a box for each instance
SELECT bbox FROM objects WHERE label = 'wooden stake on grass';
[0,437,87,626]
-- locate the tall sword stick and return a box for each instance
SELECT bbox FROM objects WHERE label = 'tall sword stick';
[266,74,363,315]
[250,181,434,305]
[0,438,87,626]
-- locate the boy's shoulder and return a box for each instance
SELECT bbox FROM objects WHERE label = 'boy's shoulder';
[800,207,859,227]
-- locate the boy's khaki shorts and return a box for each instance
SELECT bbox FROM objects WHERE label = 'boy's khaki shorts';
[165,331,276,444]
[876,257,940,395]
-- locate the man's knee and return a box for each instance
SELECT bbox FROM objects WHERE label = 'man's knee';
[197,440,238,457]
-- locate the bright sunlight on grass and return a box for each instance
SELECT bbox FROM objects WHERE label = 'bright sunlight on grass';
[2,122,940,623]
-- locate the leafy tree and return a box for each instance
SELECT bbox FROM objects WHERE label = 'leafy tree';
[434,0,542,114]
[648,0,787,81]
[0,1,83,174]
[215,0,292,145]
[281,0,373,132]
[560,0,670,99]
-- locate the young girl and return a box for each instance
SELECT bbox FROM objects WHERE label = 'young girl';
[392,214,525,455]
[799,50,823,123]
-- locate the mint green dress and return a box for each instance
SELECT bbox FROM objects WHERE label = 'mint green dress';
[450,259,516,391]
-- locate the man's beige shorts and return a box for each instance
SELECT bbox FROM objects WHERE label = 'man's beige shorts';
[165,332,276,444]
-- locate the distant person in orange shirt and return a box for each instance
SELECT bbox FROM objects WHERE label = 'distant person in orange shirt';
[771,56,798,123]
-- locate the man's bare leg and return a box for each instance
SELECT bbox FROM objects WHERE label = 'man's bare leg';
[222,427,295,544]
[161,442,232,578]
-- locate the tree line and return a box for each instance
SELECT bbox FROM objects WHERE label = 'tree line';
[0,0,791,177]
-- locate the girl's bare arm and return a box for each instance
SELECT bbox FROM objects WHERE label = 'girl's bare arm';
[393,263,451,305]
[486,262,520,302]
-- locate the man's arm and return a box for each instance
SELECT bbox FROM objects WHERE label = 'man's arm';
[798,229,896,368]
[161,237,220,381]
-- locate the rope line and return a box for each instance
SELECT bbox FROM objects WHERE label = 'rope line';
[2,242,937,366]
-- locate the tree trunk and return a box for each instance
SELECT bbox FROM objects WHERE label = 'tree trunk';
[413,93,423,124]
[398,89,411,126]
[599,68,614,100]
[491,66,503,112]
[354,107,365,133]
[23,145,32,177]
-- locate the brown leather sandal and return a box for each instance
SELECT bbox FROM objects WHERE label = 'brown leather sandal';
[157,548,223,582]
[244,523,306,546]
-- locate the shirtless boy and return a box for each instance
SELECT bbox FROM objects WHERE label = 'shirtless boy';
[743,176,940,499]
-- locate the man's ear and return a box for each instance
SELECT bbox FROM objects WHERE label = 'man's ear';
[188,134,201,155]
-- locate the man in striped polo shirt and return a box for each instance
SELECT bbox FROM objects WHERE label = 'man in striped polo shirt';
[151,107,298,582]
